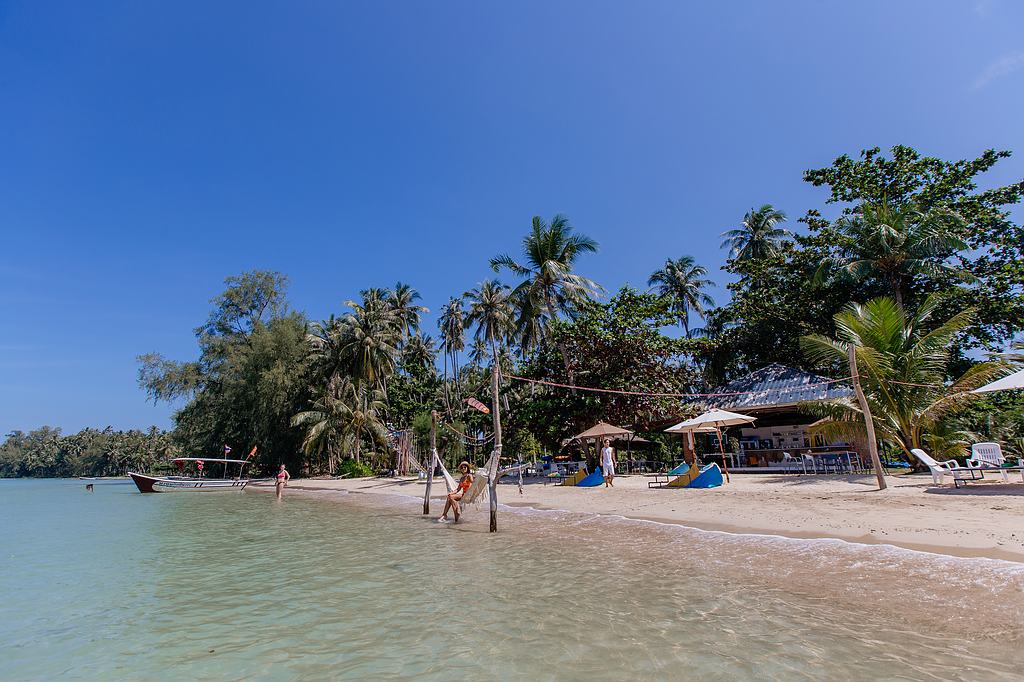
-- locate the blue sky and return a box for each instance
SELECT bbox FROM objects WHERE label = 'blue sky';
[2,1,1023,434]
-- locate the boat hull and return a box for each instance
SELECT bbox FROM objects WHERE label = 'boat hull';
[128,472,249,493]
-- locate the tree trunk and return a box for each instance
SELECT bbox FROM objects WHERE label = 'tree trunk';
[423,411,437,514]
[489,359,502,533]
[544,293,576,394]
[849,345,887,490]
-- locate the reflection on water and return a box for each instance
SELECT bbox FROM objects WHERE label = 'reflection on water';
[1,479,1022,681]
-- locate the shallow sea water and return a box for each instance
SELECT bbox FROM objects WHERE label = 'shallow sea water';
[1,479,1022,681]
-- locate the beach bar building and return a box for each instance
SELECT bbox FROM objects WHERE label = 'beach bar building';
[697,364,861,470]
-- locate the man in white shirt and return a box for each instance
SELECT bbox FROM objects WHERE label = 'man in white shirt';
[601,438,616,487]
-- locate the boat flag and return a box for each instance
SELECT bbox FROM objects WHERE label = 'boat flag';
[465,397,490,414]
[224,444,232,455]
[247,445,258,459]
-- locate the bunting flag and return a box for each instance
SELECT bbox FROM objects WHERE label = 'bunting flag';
[465,397,491,414]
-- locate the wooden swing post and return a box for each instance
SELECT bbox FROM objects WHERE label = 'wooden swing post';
[489,362,502,533]
[423,410,438,514]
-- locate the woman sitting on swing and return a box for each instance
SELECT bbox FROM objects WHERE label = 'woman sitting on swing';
[438,461,473,523]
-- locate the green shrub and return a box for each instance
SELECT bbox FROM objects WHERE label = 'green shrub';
[337,459,373,478]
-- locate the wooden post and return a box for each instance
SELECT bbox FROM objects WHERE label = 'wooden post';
[848,344,887,491]
[489,361,502,533]
[423,411,437,514]
[716,427,730,483]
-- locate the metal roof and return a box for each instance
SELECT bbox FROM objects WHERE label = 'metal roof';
[709,364,852,411]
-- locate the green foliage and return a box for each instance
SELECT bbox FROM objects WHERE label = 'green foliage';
[800,296,1008,465]
[647,255,715,337]
[803,145,1024,347]
[514,287,699,450]
[336,458,373,478]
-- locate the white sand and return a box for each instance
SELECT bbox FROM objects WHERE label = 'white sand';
[254,472,1024,563]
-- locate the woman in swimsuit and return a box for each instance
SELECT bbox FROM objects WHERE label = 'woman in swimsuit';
[438,461,473,523]
[275,464,290,499]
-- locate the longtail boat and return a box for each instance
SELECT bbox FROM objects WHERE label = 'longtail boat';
[128,457,252,493]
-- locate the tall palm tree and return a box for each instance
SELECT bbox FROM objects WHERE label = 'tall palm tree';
[464,280,515,361]
[389,282,428,343]
[438,296,466,411]
[491,214,601,381]
[800,295,1006,467]
[721,204,789,261]
[816,201,969,308]
[647,255,715,337]
[340,293,401,392]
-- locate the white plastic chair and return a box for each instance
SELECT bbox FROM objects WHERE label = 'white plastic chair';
[970,443,1009,482]
[910,448,981,487]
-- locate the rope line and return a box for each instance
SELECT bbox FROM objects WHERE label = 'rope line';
[505,374,854,398]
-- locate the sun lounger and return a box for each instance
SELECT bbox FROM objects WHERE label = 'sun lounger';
[969,443,1009,482]
[910,448,984,488]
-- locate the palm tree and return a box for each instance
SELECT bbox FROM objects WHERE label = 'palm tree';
[721,204,789,261]
[491,214,601,382]
[402,333,436,374]
[647,255,715,337]
[437,297,465,414]
[336,378,389,465]
[800,295,1006,467]
[389,282,428,343]
[291,384,348,474]
[464,280,514,361]
[816,201,970,308]
[340,293,401,392]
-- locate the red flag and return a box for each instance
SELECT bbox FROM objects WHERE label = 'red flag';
[246,445,258,459]
[465,397,490,414]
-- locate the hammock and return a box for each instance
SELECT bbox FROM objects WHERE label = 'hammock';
[461,449,500,506]
[432,449,458,493]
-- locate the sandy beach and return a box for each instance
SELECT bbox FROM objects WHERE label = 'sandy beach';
[254,472,1024,563]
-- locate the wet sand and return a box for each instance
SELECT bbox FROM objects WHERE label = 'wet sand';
[254,472,1024,563]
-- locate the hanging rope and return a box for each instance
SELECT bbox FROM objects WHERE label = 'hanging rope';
[504,374,854,398]
[441,420,495,446]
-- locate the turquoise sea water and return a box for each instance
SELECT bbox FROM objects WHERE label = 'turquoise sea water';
[2,479,1022,681]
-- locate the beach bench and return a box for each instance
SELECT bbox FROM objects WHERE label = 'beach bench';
[910,448,985,488]
[970,443,1010,482]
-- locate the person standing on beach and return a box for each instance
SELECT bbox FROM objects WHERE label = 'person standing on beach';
[601,439,616,487]
[275,464,290,499]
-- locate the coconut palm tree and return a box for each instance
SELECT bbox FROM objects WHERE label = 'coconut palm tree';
[389,282,428,343]
[336,378,389,465]
[291,384,348,474]
[491,214,601,384]
[340,293,401,392]
[800,295,1006,467]
[401,333,436,374]
[815,201,969,308]
[464,280,515,361]
[721,204,789,261]
[647,255,715,337]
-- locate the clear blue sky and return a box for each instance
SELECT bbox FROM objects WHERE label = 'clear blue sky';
[2,1,1023,435]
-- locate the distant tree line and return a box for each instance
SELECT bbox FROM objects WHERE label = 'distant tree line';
[0,426,174,478]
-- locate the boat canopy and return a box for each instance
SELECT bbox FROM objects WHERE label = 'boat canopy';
[172,457,251,464]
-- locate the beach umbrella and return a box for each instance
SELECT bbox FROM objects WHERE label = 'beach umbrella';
[572,421,633,441]
[972,368,1024,394]
[572,422,632,473]
[665,409,756,483]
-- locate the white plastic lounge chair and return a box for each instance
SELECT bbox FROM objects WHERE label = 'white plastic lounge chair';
[969,443,1009,482]
[910,448,984,488]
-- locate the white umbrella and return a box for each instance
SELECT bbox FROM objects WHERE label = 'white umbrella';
[973,368,1024,394]
[665,409,756,482]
